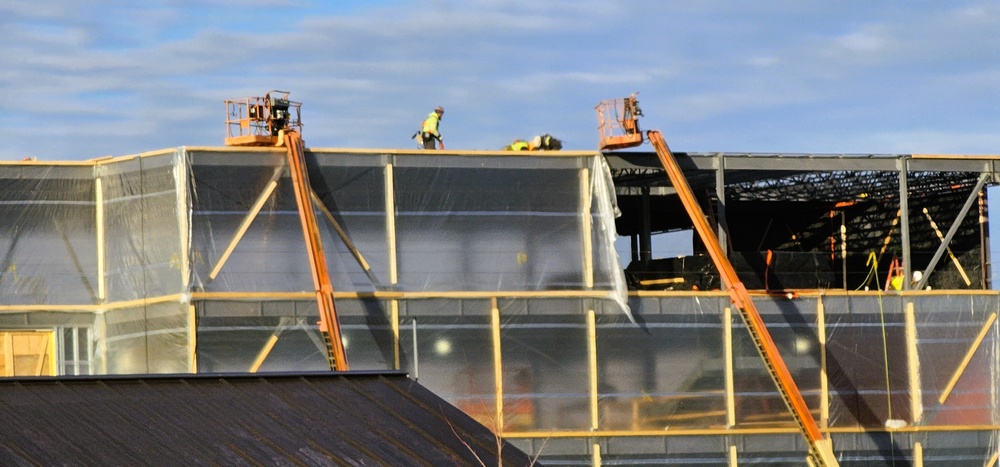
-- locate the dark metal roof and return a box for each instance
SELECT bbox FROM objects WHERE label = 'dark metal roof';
[0,371,532,466]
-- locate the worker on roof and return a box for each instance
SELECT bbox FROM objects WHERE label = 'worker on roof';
[531,134,563,151]
[418,106,444,150]
[503,134,563,151]
[504,139,531,151]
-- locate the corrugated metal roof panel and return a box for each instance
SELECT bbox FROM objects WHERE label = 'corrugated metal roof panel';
[0,372,533,466]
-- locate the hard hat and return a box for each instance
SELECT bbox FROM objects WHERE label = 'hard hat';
[435,106,444,113]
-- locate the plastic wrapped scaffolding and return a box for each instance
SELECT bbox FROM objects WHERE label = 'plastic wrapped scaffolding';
[0,149,997,464]
[0,148,627,375]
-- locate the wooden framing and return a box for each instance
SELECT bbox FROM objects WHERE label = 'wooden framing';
[818,297,829,427]
[580,167,594,289]
[0,330,56,376]
[939,312,997,404]
[96,176,106,302]
[587,309,599,430]
[249,335,279,373]
[385,160,400,370]
[725,306,736,427]
[905,302,922,422]
[491,298,504,432]
[188,304,197,373]
[207,167,282,281]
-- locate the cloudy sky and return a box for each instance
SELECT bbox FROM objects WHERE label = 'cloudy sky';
[3,0,999,161]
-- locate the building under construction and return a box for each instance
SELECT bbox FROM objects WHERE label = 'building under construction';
[0,93,997,465]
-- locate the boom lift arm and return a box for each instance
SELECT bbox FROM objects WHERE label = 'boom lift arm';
[597,96,838,466]
[284,129,349,371]
[224,92,349,371]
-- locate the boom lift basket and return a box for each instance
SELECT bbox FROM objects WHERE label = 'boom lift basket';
[595,93,644,151]
[225,91,303,146]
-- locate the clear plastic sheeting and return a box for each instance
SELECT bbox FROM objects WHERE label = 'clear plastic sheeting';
[187,150,627,305]
[0,148,628,378]
[100,152,185,301]
[0,165,98,306]
[2,149,998,464]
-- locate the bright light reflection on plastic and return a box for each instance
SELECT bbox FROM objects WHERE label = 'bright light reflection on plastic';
[434,338,452,356]
[794,336,811,353]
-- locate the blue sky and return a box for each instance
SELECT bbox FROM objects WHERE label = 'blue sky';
[3,0,999,160]
[4,0,1000,278]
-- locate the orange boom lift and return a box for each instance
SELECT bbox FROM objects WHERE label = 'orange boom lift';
[224,91,348,371]
[596,94,838,466]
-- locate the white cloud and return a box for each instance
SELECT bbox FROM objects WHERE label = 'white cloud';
[834,26,891,53]
[1,1,1000,159]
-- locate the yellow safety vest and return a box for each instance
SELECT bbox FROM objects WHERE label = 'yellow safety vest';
[421,112,440,137]
[509,141,529,151]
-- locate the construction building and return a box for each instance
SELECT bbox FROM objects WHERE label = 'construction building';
[0,94,997,465]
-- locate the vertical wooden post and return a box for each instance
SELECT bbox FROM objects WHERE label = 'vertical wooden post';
[580,167,594,289]
[176,150,190,290]
[491,297,504,434]
[385,161,398,286]
[729,444,739,467]
[913,441,924,467]
[391,300,400,370]
[905,302,922,422]
[385,160,400,370]
[588,309,599,430]
[725,306,736,427]
[818,297,829,427]
[1,333,11,376]
[95,176,106,302]
[95,173,109,375]
[188,304,197,373]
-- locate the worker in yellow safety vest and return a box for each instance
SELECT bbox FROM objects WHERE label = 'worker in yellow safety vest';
[503,134,563,151]
[418,106,444,149]
[504,140,531,151]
